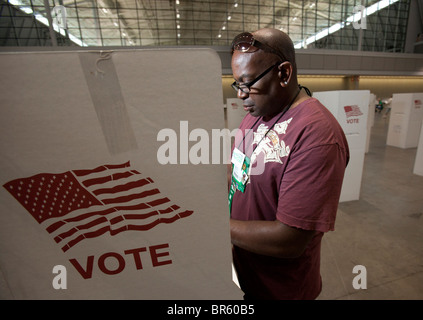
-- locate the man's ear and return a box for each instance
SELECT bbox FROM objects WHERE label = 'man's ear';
[278,62,293,87]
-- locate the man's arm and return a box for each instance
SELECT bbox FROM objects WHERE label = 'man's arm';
[230,219,316,258]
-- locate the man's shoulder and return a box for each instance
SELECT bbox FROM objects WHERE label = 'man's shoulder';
[286,98,348,150]
[292,98,342,129]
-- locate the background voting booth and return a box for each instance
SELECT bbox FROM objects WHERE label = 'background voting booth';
[386,93,423,149]
[414,121,423,176]
[313,90,370,202]
[366,93,376,154]
[0,49,242,299]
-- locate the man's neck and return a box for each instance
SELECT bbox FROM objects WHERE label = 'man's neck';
[290,89,311,110]
[262,87,302,122]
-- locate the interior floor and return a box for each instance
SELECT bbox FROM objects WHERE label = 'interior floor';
[318,111,423,300]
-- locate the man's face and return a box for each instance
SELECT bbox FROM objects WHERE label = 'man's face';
[231,50,283,119]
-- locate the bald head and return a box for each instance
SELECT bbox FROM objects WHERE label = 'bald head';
[252,28,297,75]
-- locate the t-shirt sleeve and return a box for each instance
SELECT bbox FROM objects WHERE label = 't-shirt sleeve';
[276,143,347,232]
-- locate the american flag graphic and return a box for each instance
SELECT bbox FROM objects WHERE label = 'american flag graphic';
[3,161,193,252]
[344,105,363,118]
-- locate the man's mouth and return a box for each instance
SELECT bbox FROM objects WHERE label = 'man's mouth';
[243,105,253,112]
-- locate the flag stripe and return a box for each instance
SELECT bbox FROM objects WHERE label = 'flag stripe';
[72,162,130,177]
[158,205,179,213]
[92,178,153,196]
[46,197,170,234]
[47,202,183,244]
[82,171,136,188]
[54,216,108,243]
[101,188,160,204]
[61,211,190,252]
[148,197,170,207]
[63,225,111,252]
[54,207,188,244]
[46,207,117,233]
[179,210,194,218]
[113,202,151,211]
[116,210,158,223]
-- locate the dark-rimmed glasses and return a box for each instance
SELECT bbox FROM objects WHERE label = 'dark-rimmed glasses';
[231,61,281,94]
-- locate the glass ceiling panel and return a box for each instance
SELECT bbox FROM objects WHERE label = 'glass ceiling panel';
[1,0,410,52]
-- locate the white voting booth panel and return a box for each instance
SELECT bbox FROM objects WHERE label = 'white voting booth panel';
[226,98,245,131]
[414,120,423,176]
[366,93,376,154]
[0,49,242,299]
[314,90,370,202]
[387,93,423,149]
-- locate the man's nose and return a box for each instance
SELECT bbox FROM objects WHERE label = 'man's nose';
[237,89,249,99]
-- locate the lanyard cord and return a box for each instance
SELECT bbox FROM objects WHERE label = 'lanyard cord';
[237,86,302,156]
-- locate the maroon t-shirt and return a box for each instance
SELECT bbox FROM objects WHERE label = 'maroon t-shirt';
[231,97,349,300]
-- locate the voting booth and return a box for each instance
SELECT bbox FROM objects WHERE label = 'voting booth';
[314,90,370,202]
[366,93,376,153]
[225,98,245,131]
[414,120,423,176]
[224,98,246,171]
[387,93,423,149]
[0,49,242,299]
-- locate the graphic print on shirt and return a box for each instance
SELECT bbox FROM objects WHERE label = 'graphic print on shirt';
[249,117,293,179]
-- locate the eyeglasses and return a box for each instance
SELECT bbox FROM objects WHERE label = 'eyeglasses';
[231,61,281,94]
[231,32,286,61]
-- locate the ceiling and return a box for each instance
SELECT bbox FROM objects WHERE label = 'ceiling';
[2,0,411,52]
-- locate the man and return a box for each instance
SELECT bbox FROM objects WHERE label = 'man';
[229,28,349,300]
